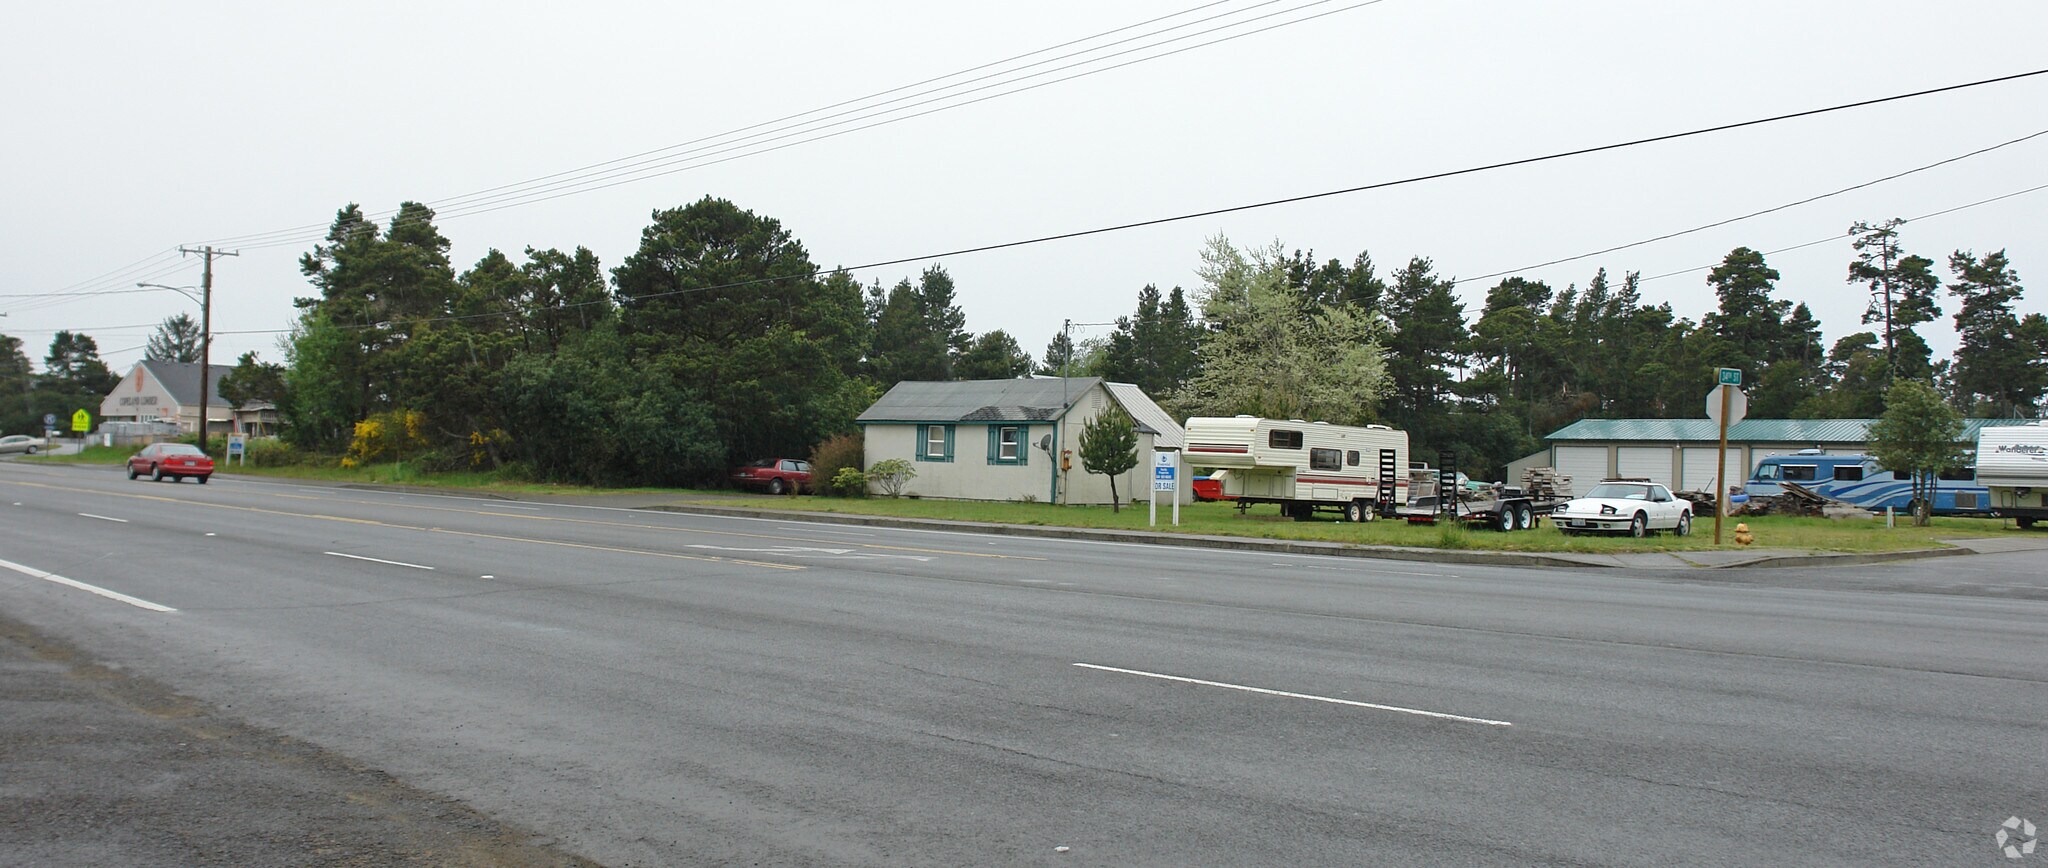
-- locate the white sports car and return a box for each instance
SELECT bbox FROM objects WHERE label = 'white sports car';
[1552,481,1692,537]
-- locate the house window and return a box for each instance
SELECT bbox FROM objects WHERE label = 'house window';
[1310,448,1341,471]
[987,425,1028,465]
[1269,429,1303,450]
[1832,466,1864,482]
[916,424,955,462]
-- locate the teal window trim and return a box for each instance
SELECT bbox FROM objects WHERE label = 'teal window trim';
[987,425,1028,466]
[915,424,954,463]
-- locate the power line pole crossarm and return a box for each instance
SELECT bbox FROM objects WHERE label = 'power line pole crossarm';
[178,246,237,453]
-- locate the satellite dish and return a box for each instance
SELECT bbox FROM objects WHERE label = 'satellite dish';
[1036,434,1053,453]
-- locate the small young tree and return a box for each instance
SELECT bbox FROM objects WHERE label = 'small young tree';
[1865,379,1966,526]
[1077,406,1139,512]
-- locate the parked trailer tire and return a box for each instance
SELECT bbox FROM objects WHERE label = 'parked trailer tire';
[1345,500,1372,523]
[1514,503,1535,530]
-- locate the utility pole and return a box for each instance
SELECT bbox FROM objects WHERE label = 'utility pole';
[179,245,237,454]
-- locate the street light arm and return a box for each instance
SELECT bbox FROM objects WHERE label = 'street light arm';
[135,282,203,306]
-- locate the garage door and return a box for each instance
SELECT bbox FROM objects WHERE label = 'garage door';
[1552,446,1609,496]
[1681,447,1747,493]
[1616,446,1676,487]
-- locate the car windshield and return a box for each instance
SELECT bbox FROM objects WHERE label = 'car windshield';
[1584,483,1652,500]
[157,444,205,456]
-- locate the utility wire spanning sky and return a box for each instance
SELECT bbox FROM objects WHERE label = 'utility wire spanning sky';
[4,1,2045,375]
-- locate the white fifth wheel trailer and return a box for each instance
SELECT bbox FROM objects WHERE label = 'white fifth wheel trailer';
[1183,415,1408,521]
[1977,421,2048,528]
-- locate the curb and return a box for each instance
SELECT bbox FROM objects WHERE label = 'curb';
[1695,546,1971,569]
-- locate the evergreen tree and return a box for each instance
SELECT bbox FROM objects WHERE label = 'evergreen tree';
[42,331,118,396]
[1076,405,1138,512]
[1100,284,1202,396]
[1948,249,2042,416]
[1382,256,1467,443]
[1702,247,1789,368]
[144,313,203,363]
[954,330,1034,380]
[1039,329,1076,376]
[1849,219,1942,385]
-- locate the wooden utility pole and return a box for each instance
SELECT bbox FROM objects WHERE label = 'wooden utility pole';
[178,246,237,453]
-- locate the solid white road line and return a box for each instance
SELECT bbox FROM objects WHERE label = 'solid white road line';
[323,551,436,571]
[1072,663,1513,727]
[78,513,129,523]
[0,557,176,612]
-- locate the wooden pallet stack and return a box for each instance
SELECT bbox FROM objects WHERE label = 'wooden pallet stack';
[1519,467,1573,501]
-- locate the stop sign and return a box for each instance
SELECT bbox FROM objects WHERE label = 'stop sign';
[1706,386,1748,426]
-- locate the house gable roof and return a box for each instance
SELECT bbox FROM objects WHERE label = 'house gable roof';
[858,378,1103,424]
[856,378,1186,447]
[134,360,229,408]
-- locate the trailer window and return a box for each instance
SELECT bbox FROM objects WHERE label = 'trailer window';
[1346,450,1360,466]
[1310,448,1341,471]
[1938,466,1975,481]
[1781,465,1817,482]
[1753,464,1780,481]
[1269,429,1303,450]
[1894,470,1911,480]
[1832,466,1864,482]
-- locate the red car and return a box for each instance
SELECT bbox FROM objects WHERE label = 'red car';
[730,458,811,495]
[128,442,215,483]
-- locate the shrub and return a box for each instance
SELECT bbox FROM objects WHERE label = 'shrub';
[830,466,870,497]
[867,458,916,497]
[810,433,865,497]
[242,437,299,468]
[341,410,428,469]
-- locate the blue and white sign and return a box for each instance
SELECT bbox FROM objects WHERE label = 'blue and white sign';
[1153,451,1176,492]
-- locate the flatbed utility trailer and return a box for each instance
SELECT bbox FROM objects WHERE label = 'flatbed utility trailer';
[1397,489,1566,531]
[1397,467,1574,531]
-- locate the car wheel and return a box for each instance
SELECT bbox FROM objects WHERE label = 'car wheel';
[128,464,140,480]
[151,464,164,482]
[1675,511,1692,536]
[1629,512,1648,538]
[23,445,34,455]
[197,475,208,485]
[768,478,786,496]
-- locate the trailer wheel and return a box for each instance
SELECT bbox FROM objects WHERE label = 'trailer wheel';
[1495,508,1515,532]
[1345,500,1369,523]
[1514,503,1534,530]
[2018,517,2036,529]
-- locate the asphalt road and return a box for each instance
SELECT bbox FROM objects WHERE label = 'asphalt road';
[2,460,2044,866]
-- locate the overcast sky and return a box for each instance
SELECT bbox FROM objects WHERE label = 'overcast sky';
[5,1,2044,387]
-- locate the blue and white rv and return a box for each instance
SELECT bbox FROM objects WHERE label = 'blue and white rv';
[1744,450,1990,514]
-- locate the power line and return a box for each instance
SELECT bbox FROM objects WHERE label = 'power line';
[198,0,1368,251]
[1454,126,2048,286]
[176,69,2048,339]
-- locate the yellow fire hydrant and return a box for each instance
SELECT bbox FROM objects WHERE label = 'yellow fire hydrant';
[1733,522,1753,546]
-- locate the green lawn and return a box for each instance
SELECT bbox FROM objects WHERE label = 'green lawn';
[672,494,2020,554]
[26,449,2023,553]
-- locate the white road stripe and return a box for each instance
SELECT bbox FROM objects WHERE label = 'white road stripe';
[323,551,436,570]
[1072,663,1512,727]
[0,557,176,612]
[79,513,129,523]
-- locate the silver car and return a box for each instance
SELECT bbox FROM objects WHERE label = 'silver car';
[0,434,49,455]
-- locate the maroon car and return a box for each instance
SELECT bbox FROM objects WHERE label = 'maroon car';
[730,458,811,495]
[128,442,215,483]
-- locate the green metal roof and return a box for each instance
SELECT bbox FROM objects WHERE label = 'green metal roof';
[1545,417,2037,443]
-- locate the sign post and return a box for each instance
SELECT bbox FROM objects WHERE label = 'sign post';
[227,433,247,466]
[1709,369,1745,544]
[69,410,90,446]
[1150,450,1179,527]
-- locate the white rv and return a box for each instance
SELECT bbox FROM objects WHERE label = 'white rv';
[1977,421,2048,528]
[1183,415,1409,521]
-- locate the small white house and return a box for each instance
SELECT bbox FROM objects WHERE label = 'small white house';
[98,360,230,436]
[856,377,1188,505]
